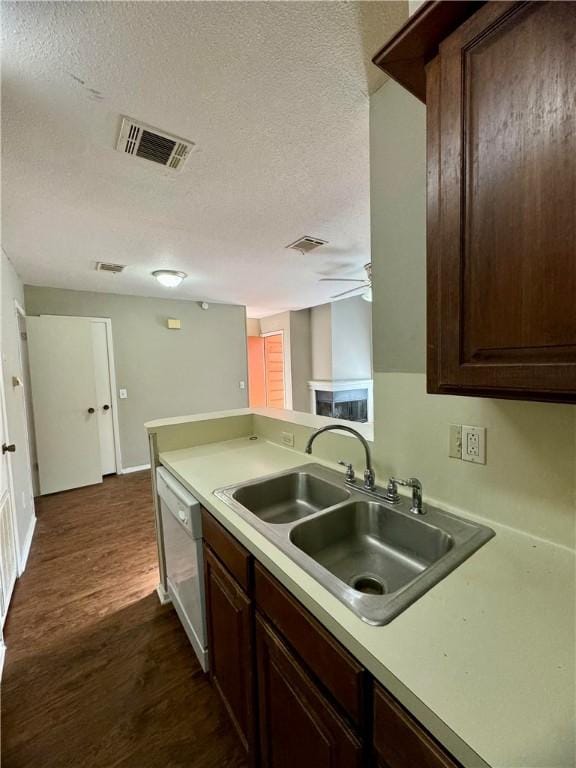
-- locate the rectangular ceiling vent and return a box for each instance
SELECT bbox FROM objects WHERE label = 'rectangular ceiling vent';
[116,116,195,173]
[286,236,328,254]
[95,262,126,274]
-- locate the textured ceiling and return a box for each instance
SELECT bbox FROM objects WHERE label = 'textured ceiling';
[1,1,407,317]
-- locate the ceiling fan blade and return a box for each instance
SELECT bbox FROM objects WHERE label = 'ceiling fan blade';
[319,278,366,283]
[330,283,370,299]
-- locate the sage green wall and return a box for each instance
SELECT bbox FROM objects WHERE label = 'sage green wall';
[331,296,372,380]
[310,298,372,381]
[369,79,575,548]
[290,309,312,413]
[24,286,249,468]
[246,317,261,336]
[371,79,426,374]
[311,304,332,380]
[258,309,313,413]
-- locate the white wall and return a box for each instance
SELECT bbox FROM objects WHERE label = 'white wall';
[1,252,35,567]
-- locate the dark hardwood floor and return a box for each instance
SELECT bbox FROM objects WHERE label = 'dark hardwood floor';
[1,471,248,768]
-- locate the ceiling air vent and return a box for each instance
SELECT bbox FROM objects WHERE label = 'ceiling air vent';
[95,262,126,274]
[286,236,328,255]
[116,116,194,173]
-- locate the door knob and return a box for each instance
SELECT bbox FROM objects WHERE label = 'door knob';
[103,404,110,411]
[87,407,95,414]
[2,443,16,454]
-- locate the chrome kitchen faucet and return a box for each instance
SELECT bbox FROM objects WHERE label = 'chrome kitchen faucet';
[305,425,425,514]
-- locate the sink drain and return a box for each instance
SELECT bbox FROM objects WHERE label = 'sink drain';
[350,574,386,596]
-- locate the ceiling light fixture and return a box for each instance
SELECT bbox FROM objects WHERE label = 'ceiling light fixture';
[152,269,187,288]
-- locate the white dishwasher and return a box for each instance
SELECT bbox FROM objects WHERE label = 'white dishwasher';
[157,467,208,672]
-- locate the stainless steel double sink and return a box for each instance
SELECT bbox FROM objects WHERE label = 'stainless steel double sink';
[215,464,494,625]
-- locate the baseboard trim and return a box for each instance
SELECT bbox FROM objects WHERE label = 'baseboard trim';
[156,584,171,605]
[120,464,151,475]
[18,514,37,575]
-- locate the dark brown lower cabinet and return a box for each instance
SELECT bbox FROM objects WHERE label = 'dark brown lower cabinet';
[373,682,460,768]
[202,509,462,768]
[256,614,363,768]
[204,545,256,760]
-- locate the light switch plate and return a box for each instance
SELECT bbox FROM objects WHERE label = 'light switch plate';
[449,424,462,459]
[119,388,128,399]
[462,425,486,464]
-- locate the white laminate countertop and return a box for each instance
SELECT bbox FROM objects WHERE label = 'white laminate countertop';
[145,405,374,441]
[159,437,576,768]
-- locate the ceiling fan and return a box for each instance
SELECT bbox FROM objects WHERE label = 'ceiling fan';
[320,263,372,301]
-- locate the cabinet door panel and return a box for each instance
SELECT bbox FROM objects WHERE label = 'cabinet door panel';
[256,614,362,768]
[255,562,366,726]
[373,683,461,768]
[204,545,255,757]
[429,0,576,400]
[202,508,252,591]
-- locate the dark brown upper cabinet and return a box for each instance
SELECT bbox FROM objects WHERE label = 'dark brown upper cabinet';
[375,1,576,402]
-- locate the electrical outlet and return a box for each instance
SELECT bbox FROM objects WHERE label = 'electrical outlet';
[462,425,486,464]
[449,424,462,459]
[280,431,294,447]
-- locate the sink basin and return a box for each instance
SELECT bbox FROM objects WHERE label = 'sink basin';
[290,501,453,595]
[231,471,350,524]
[215,463,494,624]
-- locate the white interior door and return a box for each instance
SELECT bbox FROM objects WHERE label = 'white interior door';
[0,361,18,624]
[27,316,102,495]
[90,321,116,475]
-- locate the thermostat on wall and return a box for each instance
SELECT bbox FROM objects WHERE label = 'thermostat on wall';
[167,318,181,330]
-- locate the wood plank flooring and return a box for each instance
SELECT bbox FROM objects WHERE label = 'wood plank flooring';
[1,471,248,768]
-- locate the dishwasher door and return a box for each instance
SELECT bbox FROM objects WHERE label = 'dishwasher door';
[157,468,208,672]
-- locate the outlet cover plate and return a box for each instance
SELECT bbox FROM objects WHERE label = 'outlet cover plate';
[281,431,295,447]
[449,424,462,459]
[462,425,486,464]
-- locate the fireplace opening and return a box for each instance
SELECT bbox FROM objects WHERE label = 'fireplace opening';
[315,388,368,423]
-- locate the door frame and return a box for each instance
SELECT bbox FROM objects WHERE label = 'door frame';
[260,330,288,409]
[14,300,39,501]
[0,356,20,615]
[41,315,123,474]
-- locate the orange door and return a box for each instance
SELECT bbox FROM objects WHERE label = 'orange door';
[247,337,266,407]
[263,333,285,409]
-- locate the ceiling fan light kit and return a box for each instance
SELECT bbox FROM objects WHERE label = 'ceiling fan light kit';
[320,262,372,300]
